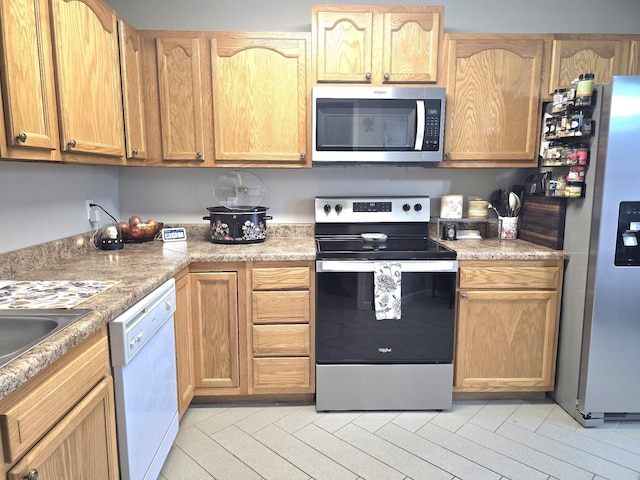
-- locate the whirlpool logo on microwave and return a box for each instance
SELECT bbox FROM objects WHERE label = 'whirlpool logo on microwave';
[378,347,392,353]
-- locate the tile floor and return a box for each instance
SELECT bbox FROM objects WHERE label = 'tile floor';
[158,397,640,480]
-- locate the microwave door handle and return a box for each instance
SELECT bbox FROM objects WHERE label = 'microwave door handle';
[414,100,425,150]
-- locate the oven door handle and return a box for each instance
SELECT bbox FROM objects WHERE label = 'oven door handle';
[316,260,458,273]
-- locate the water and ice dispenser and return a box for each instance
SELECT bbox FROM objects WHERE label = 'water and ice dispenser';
[615,202,640,266]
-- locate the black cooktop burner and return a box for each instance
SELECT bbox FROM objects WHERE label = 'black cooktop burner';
[316,235,456,260]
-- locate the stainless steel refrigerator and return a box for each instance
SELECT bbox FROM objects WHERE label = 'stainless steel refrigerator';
[552,76,640,426]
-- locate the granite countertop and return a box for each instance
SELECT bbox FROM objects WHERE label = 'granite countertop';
[0,224,566,399]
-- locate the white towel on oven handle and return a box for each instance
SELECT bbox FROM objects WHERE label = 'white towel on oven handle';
[374,262,401,320]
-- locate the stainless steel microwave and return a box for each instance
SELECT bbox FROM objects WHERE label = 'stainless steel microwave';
[312,86,445,165]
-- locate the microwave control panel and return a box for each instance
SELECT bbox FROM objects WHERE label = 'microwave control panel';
[422,100,442,151]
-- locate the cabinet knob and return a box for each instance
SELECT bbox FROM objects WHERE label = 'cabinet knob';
[383,73,390,81]
[17,132,28,143]
[68,139,77,148]
[132,148,139,156]
[445,152,451,159]
[461,293,468,300]
[365,72,371,80]
[24,469,39,480]
[195,152,202,159]
[300,152,306,160]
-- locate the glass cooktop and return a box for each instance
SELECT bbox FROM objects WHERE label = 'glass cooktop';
[316,236,456,260]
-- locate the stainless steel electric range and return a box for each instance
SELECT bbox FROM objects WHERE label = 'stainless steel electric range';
[315,196,458,411]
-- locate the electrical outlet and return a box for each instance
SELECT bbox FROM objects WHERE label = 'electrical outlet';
[86,200,100,222]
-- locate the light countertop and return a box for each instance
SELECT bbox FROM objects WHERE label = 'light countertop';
[0,225,566,399]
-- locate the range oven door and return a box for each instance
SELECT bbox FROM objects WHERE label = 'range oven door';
[316,260,457,365]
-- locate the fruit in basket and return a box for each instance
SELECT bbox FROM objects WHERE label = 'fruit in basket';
[118,222,131,237]
[129,215,142,227]
[146,218,159,228]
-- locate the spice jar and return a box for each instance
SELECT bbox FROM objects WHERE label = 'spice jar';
[575,73,595,106]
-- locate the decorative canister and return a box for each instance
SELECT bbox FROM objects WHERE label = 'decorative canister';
[440,195,464,219]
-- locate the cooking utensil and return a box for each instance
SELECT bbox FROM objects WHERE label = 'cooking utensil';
[509,192,518,216]
[204,206,271,243]
[206,170,272,243]
[361,233,388,242]
[488,203,501,217]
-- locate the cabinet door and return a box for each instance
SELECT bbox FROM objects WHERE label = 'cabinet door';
[190,272,240,389]
[313,8,373,83]
[443,35,545,166]
[117,18,147,161]
[174,272,195,419]
[627,40,640,75]
[548,37,630,94]
[49,0,124,162]
[7,377,119,480]
[0,0,59,160]
[381,9,442,84]
[455,290,559,392]
[211,33,310,166]
[156,36,206,163]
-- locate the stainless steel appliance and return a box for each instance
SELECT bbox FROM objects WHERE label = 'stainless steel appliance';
[109,278,179,479]
[312,86,445,165]
[315,196,457,411]
[552,77,640,426]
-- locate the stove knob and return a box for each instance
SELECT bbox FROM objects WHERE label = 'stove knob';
[335,204,343,214]
[414,203,423,211]
[402,203,411,212]
[323,204,331,214]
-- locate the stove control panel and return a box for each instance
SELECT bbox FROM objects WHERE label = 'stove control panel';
[316,196,431,223]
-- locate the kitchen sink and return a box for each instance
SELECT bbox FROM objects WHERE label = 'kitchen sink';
[0,309,91,368]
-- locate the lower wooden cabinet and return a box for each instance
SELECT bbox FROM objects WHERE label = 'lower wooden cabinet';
[454,259,564,393]
[190,266,243,394]
[174,268,195,419]
[249,263,314,394]
[180,261,314,401]
[0,326,118,479]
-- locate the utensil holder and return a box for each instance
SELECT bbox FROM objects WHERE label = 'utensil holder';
[499,216,518,240]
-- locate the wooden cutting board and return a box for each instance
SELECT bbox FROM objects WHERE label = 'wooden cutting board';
[519,196,567,250]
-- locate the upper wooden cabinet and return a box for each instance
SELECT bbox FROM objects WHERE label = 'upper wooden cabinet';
[547,35,633,94]
[117,18,147,162]
[49,0,125,163]
[312,5,443,85]
[209,32,311,167]
[441,34,546,167]
[0,0,59,161]
[630,40,640,75]
[140,31,212,166]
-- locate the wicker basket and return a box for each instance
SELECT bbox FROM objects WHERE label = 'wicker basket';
[121,222,163,243]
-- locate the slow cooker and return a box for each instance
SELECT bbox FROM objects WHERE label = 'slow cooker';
[203,170,272,244]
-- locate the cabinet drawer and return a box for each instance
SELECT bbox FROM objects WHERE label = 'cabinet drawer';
[253,325,310,356]
[252,291,310,324]
[252,267,310,290]
[459,265,561,290]
[252,357,311,389]
[0,329,110,464]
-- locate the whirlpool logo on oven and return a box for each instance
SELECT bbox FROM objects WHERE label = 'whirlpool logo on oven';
[378,347,392,353]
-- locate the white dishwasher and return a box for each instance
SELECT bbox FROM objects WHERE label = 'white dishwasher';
[109,278,179,480]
